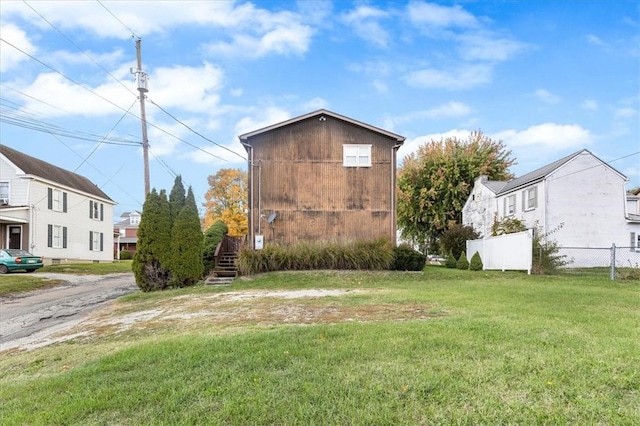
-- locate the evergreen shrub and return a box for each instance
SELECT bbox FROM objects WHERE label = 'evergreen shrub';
[457,251,469,270]
[445,250,457,268]
[119,250,133,260]
[469,251,483,271]
[391,244,426,271]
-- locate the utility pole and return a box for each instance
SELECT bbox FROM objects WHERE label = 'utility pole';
[132,38,150,195]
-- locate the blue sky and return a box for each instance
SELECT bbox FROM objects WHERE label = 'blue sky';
[1,0,638,221]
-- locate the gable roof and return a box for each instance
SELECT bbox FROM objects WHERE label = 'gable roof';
[485,149,626,196]
[0,144,113,201]
[238,109,405,146]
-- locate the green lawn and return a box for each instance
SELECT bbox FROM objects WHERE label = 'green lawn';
[1,267,638,425]
[40,260,133,275]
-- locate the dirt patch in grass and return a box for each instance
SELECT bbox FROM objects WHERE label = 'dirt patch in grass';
[12,288,444,350]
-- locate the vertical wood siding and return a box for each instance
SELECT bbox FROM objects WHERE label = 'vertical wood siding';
[247,115,397,245]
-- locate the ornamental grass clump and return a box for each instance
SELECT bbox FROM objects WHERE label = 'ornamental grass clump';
[237,238,394,275]
[469,251,483,271]
[457,251,469,270]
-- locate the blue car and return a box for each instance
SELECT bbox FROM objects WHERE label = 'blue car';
[0,249,44,274]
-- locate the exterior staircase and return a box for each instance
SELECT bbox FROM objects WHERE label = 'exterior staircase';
[205,235,244,285]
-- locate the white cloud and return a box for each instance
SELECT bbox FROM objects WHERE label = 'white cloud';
[398,129,472,159]
[206,22,313,58]
[11,72,135,117]
[342,5,390,47]
[586,34,605,46]
[302,97,328,111]
[615,107,638,119]
[493,123,592,151]
[405,64,492,90]
[406,1,478,28]
[150,62,224,113]
[457,34,528,62]
[533,89,561,104]
[235,106,291,135]
[373,79,388,94]
[581,99,598,110]
[0,23,37,72]
[386,101,472,129]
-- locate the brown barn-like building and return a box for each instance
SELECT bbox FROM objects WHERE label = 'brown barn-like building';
[239,109,405,249]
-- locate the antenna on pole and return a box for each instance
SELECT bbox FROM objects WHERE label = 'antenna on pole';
[131,38,150,195]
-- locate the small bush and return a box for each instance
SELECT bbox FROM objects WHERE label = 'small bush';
[445,251,457,268]
[532,222,570,274]
[469,251,483,271]
[457,251,469,270]
[392,244,426,271]
[119,250,133,260]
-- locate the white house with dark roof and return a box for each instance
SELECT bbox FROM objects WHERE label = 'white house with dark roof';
[463,149,640,254]
[0,144,116,263]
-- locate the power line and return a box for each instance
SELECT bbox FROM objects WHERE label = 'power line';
[22,0,137,97]
[74,99,138,172]
[96,0,139,39]
[148,98,247,161]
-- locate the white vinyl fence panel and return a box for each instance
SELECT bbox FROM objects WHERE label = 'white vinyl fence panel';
[467,230,533,273]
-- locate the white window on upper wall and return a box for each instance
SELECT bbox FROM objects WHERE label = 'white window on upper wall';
[504,194,516,216]
[47,188,67,212]
[523,186,538,211]
[343,144,372,167]
[89,200,104,221]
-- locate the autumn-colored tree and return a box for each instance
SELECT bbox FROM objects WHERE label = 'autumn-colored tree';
[203,168,248,236]
[397,131,515,246]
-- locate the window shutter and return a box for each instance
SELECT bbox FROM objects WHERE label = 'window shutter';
[63,192,68,213]
[89,231,93,251]
[63,227,67,249]
[47,225,53,247]
[100,233,104,251]
[48,188,53,210]
[100,204,104,221]
[631,233,636,252]
[89,200,93,218]
[522,191,526,211]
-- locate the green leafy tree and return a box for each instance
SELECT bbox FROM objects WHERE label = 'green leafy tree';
[203,220,229,275]
[470,251,483,271]
[439,223,480,260]
[132,189,172,291]
[532,222,570,274]
[457,251,470,270]
[169,187,204,287]
[169,175,186,225]
[397,131,515,246]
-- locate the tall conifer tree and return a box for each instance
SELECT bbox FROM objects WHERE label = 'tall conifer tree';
[169,187,204,287]
[132,189,172,291]
[169,175,186,225]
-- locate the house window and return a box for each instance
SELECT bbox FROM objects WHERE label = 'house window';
[504,194,516,216]
[47,224,67,248]
[343,144,371,167]
[523,187,537,211]
[130,214,140,225]
[47,188,67,212]
[0,182,8,203]
[89,200,104,221]
[90,231,104,252]
[632,232,640,252]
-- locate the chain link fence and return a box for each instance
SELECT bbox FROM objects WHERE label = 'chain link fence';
[557,246,640,280]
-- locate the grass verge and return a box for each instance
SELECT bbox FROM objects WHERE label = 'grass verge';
[40,260,133,275]
[1,267,638,424]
